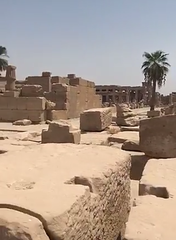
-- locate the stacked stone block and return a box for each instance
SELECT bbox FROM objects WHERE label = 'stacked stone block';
[0,96,46,123]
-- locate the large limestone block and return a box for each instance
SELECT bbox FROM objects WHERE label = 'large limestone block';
[140,115,176,158]
[21,84,43,97]
[0,209,49,240]
[139,158,176,198]
[125,196,176,240]
[80,107,112,132]
[42,121,81,144]
[0,144,131,240]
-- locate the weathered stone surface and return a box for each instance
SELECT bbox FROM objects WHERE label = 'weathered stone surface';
[45,100,56,110]
[0,209,49,240]
[0,144,131,240]
[116,116,139,126]
[108,131,139,144]
[80,107,112,132]
[147,110,161,118]
[42,121,81,144]
[164,103,176,115]
[125,196,176,240]
[122,139,141,152]
[140,115,176,158]
[116,104,140,126]
[121,126,139,132]
[106,125,121,134]
[21,84,43,97]
[139,158,176,198]
[12,119,32,126]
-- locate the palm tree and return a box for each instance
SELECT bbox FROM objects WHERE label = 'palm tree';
[141,50,170,111]
[0,46,8,72]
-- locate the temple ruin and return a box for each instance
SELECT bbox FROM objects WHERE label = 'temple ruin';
[95,82,153,104]
[0,66,102,123]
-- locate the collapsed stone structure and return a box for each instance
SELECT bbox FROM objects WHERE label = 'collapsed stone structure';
[0,67,102,123]
[42,121,81,144]
[116,104,139,126]
[96,82,152,104]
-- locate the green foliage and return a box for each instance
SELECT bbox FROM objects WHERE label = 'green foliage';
[0,46,9,72]
[141,50,170,110]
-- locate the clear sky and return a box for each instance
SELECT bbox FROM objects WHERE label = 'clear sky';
[1,0,176,94]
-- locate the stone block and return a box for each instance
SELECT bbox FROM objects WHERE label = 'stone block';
[47,110,68,120]
[147,110,161,118]
[42,71,51,77]
[70,77,88,87]
[3,90,20,97]
[0,209,50,240]
[42,121,81,144]
[6,97,18,110]
[51,83,69,93]
[12,119,32,126]
[16,97,27,110]
[26,97,46,110]
[80,107,112,132]
[0,144,131,239]
[21,85,43,97]
[28,110,46,123]
[51,76,70,85]
[67,73,76,79]
[0,96,8,109]
[139,115,176,158]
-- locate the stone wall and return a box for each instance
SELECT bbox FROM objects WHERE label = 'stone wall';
[0,96,46,123]
[0,69,102,122]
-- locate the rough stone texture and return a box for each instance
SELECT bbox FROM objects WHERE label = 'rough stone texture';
[13,119,32,126]
[0,144,131,240]
[164,103,176,115]
[116,104,140,127]
[122,139,141,152]
[108,131,139,144]
[125,196,176,240]
[0,97,47,123]
[125,157,176,240]
[21,85,43,97]
[139,158,176,198]
[42,121,81,144]
[121,126,139,132]
[147,110,161,118]
[80,107,112,132]
[139,115,176,158]
[0,209,49,240]
[116,116,140,126]
[106,125,121,134]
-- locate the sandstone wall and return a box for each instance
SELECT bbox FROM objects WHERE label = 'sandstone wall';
[0,96,46,123]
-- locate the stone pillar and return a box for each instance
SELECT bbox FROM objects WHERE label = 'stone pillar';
[126,89,130,103]
[5,65,16,91]
[135,89,138,102]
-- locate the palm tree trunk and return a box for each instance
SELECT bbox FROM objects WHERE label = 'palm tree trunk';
[150,79,156,111]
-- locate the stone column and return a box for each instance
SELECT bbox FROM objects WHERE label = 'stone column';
[126,89,130,103]
[135,89,138,102]
[5,65,16,91]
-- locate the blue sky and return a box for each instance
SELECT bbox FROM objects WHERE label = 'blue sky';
[1,0,176,94]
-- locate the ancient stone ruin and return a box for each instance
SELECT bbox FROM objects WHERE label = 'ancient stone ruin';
[0,67,102,123]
